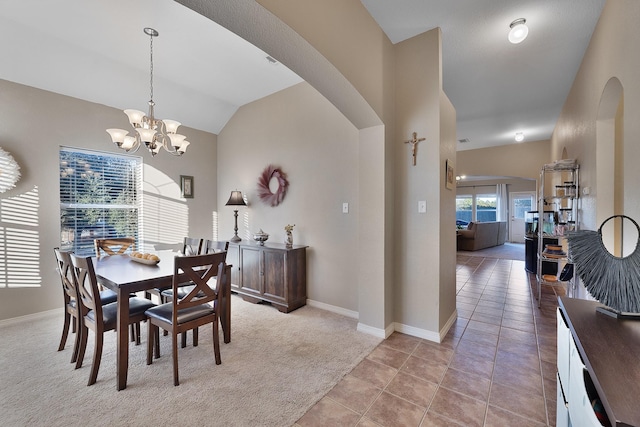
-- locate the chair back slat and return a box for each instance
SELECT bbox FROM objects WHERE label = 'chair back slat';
[94,237,135,257]
[70,254,101,318]
[182,237,203,256]
[54,248,77,303]
[203,240,229,254]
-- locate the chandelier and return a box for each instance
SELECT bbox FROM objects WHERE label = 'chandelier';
[106,28,189,156]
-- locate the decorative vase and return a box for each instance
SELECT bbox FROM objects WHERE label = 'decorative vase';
[285,231,293,248]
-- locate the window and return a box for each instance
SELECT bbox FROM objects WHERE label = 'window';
[476,194,497,222]
[60,147,142,256]
[456,195,472,225]
[456,192,497,223]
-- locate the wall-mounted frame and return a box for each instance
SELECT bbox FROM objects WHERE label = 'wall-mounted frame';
[181,175,194,198]
[446,159,454,190]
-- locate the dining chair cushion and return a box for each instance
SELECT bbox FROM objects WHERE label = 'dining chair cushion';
[99,289,118,305]
[146,303,214,325]
[87,297,156,330]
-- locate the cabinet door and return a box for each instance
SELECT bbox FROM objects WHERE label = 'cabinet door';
[263,249,286,302]
[239,246,262,296]
[227,244,240,287]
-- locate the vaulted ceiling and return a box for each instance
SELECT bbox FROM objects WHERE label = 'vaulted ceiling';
[0,0,606,151]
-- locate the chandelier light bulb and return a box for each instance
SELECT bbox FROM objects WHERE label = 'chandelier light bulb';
[508,18,529,44]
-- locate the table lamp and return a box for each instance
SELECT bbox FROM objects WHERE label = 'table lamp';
[226,190,246,242]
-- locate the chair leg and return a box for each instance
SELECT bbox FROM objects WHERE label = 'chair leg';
[70,316,82,364]
[88,331,103,386]
[181,331,187,348]
[193,327,199,347]
[130,324,137,343]
[154,327,160,359]
[213,317,221,365]
[135,322,141,345]
[172,331,179,386]
[58,311,71,352]
[75,325,88,370]
[146,322,154,365]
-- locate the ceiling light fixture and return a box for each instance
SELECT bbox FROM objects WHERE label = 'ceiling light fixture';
[508,18,529,44]
[106,28,189,156]
[515,132,525,142]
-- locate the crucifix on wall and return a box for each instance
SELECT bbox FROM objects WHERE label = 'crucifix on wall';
[403,132,426,166]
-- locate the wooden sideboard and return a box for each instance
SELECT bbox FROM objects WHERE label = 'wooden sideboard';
[227,242,307,313]
[557,297,640,427]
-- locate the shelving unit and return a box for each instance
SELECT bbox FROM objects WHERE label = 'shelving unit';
[536,161,579,306]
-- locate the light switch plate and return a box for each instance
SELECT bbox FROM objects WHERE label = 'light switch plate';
[342,202,349,213]
[418,200,426,213]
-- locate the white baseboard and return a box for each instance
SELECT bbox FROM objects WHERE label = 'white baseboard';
[356,322,387,338]
[300,300,458,343]
[306,299,359,319]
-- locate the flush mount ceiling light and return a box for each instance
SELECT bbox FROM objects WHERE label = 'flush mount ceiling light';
[515,132,525,142]
[508,18,529,44]
[107,28,190,156]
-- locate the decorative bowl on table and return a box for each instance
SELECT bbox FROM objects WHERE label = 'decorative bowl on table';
[253,229,269,246]
[129,252,160,265]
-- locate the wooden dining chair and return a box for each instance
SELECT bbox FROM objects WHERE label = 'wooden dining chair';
[54,248,118,364]
[70,254,156,386]
[161,251,227,347]
[94,237,136,257]
[145,253,227,386]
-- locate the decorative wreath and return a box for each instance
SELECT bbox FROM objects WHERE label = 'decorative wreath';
[0,148,21,193]
[257,165,288,207]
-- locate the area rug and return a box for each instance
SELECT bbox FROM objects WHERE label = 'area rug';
[0,295,381,426]
[457,242,525,261]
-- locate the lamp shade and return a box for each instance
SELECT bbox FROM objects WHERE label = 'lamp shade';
[226,190,246,206]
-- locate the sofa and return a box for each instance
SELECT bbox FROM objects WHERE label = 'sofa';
[457,221,507,251]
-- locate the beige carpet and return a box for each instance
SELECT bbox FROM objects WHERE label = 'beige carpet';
[457,242,525,261]
[0,295,381,427]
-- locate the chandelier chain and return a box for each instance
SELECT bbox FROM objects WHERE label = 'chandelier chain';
[149,31,154,103]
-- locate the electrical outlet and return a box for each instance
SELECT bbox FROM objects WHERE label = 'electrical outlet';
[418,200,426,213]
[342,202,349,213]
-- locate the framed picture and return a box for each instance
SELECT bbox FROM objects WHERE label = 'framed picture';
[181,175,194,198]
[445,159,454,190]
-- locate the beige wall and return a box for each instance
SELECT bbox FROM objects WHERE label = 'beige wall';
[184,0,456,338]
[393,29,456,337]
[0,79,217,321]
[551,0,640,232]
[457,140,551,181]
[217,82,361,312]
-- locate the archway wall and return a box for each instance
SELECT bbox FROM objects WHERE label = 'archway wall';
[551,0,640,231]
[179,0,456,337]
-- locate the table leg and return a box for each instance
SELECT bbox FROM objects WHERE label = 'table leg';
[116,288,130,390]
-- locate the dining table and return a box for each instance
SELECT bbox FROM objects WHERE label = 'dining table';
[94,250,231,391]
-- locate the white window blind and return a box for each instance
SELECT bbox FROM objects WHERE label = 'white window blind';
[60,147,142,256]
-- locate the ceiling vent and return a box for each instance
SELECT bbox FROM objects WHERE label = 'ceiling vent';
[458,138,470,144]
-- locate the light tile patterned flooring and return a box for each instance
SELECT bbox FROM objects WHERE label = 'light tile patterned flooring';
[296,255,565,427]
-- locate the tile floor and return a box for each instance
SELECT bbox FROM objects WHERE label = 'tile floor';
[296,255,565,427]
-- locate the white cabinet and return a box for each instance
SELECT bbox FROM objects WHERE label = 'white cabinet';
[567,336,605,427]
[557,374,570,427]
